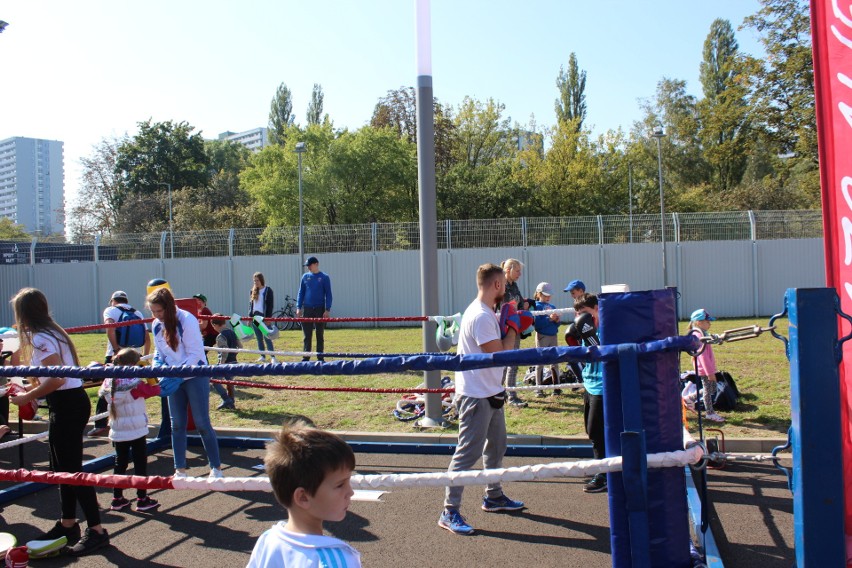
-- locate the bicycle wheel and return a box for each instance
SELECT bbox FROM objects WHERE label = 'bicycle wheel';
[272,310,288,332]
[285,307,301,331]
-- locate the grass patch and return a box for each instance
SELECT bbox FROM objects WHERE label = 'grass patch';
[23,318,792,438]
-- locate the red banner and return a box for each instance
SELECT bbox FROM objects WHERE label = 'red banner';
[812,0,852,556]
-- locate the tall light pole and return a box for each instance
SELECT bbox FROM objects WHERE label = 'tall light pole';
[157,183,173,259]
[294,142,306,269]
[652,124,667,287]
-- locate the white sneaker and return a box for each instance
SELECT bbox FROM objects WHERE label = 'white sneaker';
[209,468,224,479]
[255,357,266,363]
[705,412,725,423]
[270,356,277,364]
[173,471,187,479]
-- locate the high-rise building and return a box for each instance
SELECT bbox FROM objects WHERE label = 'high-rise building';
[217,128,269,152]
[0,137,65,235]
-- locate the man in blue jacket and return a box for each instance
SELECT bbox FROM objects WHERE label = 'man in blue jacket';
[296,257,333,362]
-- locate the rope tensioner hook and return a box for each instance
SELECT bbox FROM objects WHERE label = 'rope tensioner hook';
[699,325,776,346]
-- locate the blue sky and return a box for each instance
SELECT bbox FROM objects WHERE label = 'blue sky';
[0,0,764,204]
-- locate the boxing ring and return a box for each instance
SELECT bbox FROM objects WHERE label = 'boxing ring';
[0,286,840,566]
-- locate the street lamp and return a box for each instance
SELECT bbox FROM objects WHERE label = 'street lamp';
[651,124,667,288]
[294,142,306,269]
[157,183,174,259]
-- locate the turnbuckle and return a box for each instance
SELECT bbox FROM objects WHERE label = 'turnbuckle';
[699,325,776,346]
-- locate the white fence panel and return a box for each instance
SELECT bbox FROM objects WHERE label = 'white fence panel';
[757,239,826,316]
[678,241,755,318]
[0,237,829,329]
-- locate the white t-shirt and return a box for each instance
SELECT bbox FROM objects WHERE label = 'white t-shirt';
[29,332,83,390]
[247,522,362,568]
[454,299,504,399]
[251,287,267,314]
[102,303,147,357]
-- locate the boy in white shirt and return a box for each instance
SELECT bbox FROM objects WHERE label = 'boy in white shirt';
[247,422,361,568]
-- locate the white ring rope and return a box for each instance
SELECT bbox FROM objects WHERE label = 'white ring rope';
[0,411,110,450]
[170,441,704,492]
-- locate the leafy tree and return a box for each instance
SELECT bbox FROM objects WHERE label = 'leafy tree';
[113,120,210,233]
[740,0,818,207]
[68,136,126,240]
[114,119,210,195]
[698,19,750,191]
[453,96,517,168]
[555,53,587,129]
[306,83,325,125]
[269,82,295,144]
[741,0,815,162]
[0,217,30,240]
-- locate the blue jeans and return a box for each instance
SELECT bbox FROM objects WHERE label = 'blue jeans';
[251,312,273,356]
[168,376,221,470]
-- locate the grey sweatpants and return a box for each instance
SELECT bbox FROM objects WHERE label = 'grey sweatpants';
[444,395,507,509]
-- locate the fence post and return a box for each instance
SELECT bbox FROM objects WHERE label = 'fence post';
[521,216,527,249]
[371,223,379,328]
[749,211,759,316]
[93,235,101,326]
[597,215,605,287]
[28,237,36,287]
[228,228,235,314]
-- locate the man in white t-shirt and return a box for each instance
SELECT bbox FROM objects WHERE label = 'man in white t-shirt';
[438,263,526,536]
[89,291,151,437]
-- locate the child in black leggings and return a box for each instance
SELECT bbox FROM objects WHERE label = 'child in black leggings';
[99,348,160,512]
[9,287,111,556]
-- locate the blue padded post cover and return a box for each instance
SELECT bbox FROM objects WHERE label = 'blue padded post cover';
[599,289,690,568]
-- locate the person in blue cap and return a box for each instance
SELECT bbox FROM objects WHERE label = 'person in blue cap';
[688,308,724,423]
[296,257,333,362]
[564,280,586,301]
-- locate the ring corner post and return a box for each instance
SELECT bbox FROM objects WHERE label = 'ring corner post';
[787,287,846,567]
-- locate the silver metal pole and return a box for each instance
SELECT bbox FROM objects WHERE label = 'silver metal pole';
[168,184,174,259]
[415,0,444,427]
[655,137,667,287]
[628,163,633,243]
[298,152,304,268]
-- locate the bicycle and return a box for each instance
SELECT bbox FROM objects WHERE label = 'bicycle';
[272,295,301,331]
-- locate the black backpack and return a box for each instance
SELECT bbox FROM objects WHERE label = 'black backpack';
[712,371,740,412]
[115,306,146,348]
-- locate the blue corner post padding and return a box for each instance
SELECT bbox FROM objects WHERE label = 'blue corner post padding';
[599,289,691,568]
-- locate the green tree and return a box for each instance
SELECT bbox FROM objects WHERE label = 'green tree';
[740,0,818,207]
[269,82,295,144]
[113,120,210,233]
[0,217,30,240]
[698,19,750,191]
[741,0,815,162]
[306,83,325,125]
[68,136,126,240]
[555,53,587,129]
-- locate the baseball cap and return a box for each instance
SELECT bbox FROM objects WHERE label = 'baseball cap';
[535,282,553,296]
[304,256,319,266]
[111,290,128,302]
[563,279,586,292]
[192,293,208,303]
[690,308,716,322]
[146,278,171,296]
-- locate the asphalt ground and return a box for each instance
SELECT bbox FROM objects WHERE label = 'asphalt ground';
[0,433,794,567]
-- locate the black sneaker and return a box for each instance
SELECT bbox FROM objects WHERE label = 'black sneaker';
[584,473,607,493]
[68,528,110,556]
[38,520,81,543]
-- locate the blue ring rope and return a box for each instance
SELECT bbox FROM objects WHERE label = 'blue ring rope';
[0,336,698,379]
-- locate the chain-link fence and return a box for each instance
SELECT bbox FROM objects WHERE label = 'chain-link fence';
[4,209,824,263]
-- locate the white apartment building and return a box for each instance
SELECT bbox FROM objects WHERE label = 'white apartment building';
[0,137,64,235]
[217,127,269,152]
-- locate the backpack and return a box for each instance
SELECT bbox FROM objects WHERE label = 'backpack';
[115,306,146,348]
[680,370,740,412]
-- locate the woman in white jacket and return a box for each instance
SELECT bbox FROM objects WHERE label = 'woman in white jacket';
[99,348,161,512]
[147,288,222,479]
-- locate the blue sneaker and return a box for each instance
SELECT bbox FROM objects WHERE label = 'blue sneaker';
[438,508,474,535]
[481,493,525,512]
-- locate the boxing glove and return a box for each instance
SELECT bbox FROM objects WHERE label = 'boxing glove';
[574,311,599,346]
[498,302,521,338]
[518,310,535,335]
[131,382,162,400]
